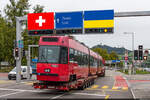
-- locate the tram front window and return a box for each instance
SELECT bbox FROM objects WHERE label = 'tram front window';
[38,46,60,63]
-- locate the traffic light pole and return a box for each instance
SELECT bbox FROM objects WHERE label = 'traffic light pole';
[132,33,135,74]
[16,17,22,83]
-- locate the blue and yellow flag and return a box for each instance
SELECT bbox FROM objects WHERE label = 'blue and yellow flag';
[84,10,114,29]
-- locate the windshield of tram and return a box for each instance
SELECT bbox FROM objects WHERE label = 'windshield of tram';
[38,46,68,64]
[38,46,60,63]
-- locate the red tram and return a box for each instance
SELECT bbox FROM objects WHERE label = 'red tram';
[33,36,105,91]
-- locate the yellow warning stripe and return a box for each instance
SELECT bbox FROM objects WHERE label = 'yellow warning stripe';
[102,85,109,89]
[105,95,110,99]
[91,85,99,89]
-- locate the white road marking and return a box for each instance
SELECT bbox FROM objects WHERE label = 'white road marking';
[0,91,23,98]
[51,94,65,99]
[72,93,106,96]
[0,88,41,92]
[123,76,136,99]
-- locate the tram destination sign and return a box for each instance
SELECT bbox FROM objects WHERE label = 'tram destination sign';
[55,11,83,34]
[84,10,114,34]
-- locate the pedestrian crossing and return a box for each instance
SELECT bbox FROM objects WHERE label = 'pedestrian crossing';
[87,85,128,91]
[23,81,128,91]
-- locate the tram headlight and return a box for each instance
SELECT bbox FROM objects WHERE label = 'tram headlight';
[44,69,51,72]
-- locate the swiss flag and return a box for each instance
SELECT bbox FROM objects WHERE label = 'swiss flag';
[28,12,54,30]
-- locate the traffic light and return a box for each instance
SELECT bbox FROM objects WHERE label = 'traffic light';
[56,29,82,34]
[28,30,53,35]
[143,56,148,60]
[22,49,25,57]
[138,45,143,50]
[15,48,19,57]
[138,45,143,60]
[85,28,113,33]
[134,50,138,60]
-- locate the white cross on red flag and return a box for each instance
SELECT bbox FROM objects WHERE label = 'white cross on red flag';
[28,12,54,30]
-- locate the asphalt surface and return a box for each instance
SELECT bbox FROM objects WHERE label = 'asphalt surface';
[0,70,139,99]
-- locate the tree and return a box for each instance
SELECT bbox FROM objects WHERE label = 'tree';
[92,48,110,60]
[33,5,44,13]
[109,51,119,60]
[2,0,44,66]
[4,0,30,27]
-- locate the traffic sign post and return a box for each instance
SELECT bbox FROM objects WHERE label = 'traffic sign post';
[16,17,22,83]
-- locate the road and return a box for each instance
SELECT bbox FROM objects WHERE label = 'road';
[0,70,150,99]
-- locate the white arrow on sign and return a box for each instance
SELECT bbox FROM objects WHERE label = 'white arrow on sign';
[56,18,59,23]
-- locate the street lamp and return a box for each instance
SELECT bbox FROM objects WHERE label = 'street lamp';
[124,32,135,75]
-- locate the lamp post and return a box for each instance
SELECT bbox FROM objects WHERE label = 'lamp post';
[124,32,135,75]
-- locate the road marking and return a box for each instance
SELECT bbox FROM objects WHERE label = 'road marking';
[25,82,34,85]
[51,94,65,99]
[123,76,136,99]
[86,88,121,91]
[0,88,42,92]
[0,91,23,98]
[91,85,99,89]
[105,95,110,99]
[0,80,14,84]
[112,87,118,90]
[122,87,128,90]
[72,93,106,96]
[102,85,108,89]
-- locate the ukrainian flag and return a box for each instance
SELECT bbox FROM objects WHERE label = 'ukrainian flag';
[84,10,114,28]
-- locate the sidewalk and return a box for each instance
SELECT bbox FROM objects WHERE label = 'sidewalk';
[114,70,150,99]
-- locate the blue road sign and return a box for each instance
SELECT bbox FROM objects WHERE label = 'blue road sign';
[84,10,114,20]
[55,12,83,29]
[112,60,120,63]
[32,59,38,62]
[18,40,23,48]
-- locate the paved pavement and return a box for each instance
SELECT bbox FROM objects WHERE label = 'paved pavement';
[0,70,150,99]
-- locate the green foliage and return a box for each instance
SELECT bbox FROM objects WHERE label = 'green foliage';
[33,5,44,13]
[92,48,119,60]
[0,0,44,68]
[0,66,14,72]
[4,0,30,27]
[92,48,110,60]
[120,69,150,74]
[109,51,119,60]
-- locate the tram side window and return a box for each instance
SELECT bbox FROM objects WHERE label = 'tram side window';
[83,53,86,66]
[74,50,78,62]
[69,48,74,61]
[78,51,82,65]
[81,52,85,66]
[99,60,102,67]
[93,58,97,67]
[90,56,94,67]
[86,55,89,66]
[60,47,68,64]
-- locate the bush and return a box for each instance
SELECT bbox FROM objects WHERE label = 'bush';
[0,66,14,72]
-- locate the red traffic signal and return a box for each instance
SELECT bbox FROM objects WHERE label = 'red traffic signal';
[15,48,19,57]
[143,56,148,60]
[125,56,128,60]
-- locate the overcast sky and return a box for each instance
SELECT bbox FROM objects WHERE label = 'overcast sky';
[1,0,150,50]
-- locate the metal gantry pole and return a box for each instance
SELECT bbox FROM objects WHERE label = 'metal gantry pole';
[132,33,135,74]
[16,17,22,83]
[27,46,31,80]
